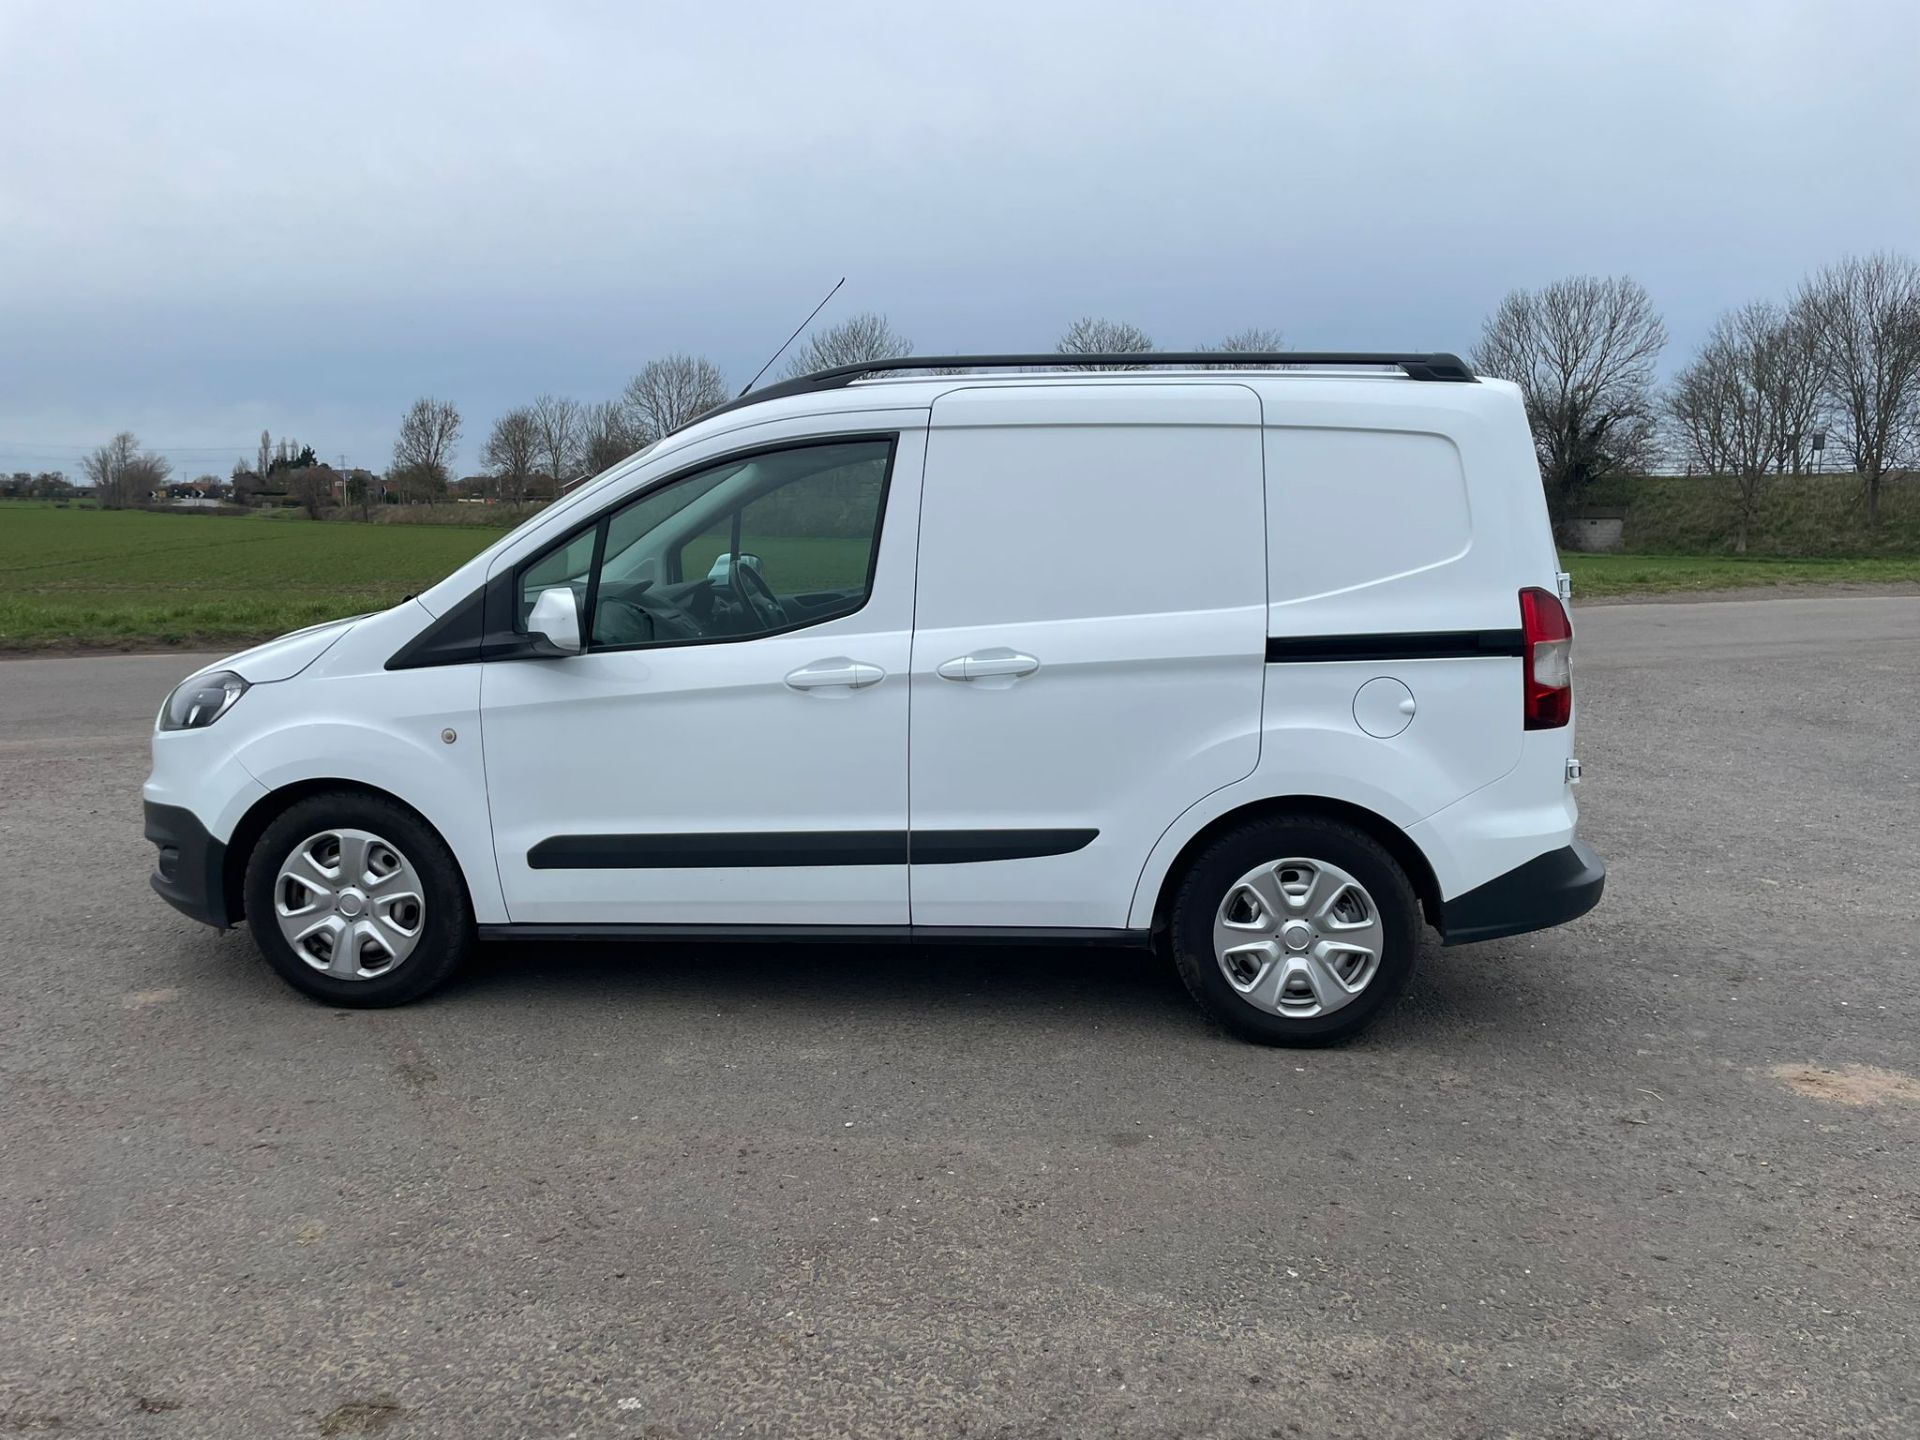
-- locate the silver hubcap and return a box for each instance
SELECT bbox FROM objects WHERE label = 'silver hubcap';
[1213,856,1385,1018]
[273,828,426,981]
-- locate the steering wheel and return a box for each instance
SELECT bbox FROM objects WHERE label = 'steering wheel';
[592,594,656,647]
[729,561,786,630]
[593,582,698,647]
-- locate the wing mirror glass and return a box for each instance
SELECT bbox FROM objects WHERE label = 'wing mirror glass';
[526,585,583,654]
[706,552,763,584]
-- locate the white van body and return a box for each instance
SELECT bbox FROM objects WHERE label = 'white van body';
[144,356,1603,1043]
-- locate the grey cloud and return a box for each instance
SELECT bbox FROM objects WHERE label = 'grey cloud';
[1,0,1914,476]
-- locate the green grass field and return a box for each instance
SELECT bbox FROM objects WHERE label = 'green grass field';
[1588,472,1920,557]
[0,504,497,648]
[1563,553,1920,597]
[0,504,876,649]
[3,503,1917,650]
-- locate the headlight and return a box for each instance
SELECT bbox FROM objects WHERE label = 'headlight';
[159,670,250,731]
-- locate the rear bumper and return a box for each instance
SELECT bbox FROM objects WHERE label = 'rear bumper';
[1437,837,1604,946]
[145,801,231,929]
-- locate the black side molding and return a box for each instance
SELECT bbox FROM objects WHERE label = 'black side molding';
[911,829,1099,864]
[533,830,906,869]
[1266,629,1526,664]
[526,828,1099,870]
[1438,838,1606,946]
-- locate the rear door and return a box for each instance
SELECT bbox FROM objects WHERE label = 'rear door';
[907,384,1267,928]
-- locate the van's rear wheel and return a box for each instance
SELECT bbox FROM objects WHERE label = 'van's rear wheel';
[243,792,473,1007]
[1168,816,1419,1045]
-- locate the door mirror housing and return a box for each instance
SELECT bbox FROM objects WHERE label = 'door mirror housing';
[526,585,584,654]
[706,552,763,584]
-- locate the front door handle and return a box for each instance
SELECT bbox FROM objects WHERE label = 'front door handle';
[936,648,1040,681]
[785,657,884,691]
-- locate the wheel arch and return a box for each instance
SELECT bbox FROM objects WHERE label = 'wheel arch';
[1142,794,1444,940]
[221,778,482,926]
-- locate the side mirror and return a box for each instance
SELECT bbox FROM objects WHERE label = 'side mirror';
[706,552,763,584]
[526,585,583,654]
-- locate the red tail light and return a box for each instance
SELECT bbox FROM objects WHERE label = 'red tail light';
[1520,587,1572,729]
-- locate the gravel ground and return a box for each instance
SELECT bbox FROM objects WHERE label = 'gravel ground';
[2,595,1916,1439]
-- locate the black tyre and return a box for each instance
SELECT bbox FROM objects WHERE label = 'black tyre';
[1168,815,1420,1045]
[243,790,474,1007]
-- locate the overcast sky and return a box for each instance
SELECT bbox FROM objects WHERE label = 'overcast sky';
[2,0,1915,479]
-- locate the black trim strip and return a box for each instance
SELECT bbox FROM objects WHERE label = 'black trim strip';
[532,831,903,869]
[526,828,1098,870]
[479,923,1150,948]
[1438,838,1605,946]
[1265,629,1525,663]
[144,801,232,929]
[386,583,488,671]
[912,829,1098,864]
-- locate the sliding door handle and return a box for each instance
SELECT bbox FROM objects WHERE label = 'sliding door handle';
[936,648,1040,681]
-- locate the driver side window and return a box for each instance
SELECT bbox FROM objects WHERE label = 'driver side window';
[516,437,894,652]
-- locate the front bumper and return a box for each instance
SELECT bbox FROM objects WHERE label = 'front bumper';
[1436,838,1605,946]
[144,801,232,929]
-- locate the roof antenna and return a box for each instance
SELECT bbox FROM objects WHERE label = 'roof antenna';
[738,277,845,397]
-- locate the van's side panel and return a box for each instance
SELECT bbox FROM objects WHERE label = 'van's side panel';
[1259,401,1535,635]
[1126,385,1573,926]
[1261,418,1525,792]
[907,384,1267,928]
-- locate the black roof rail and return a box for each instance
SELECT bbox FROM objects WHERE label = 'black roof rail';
[691,351,1476,429]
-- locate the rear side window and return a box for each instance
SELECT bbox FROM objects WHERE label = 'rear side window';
[1264,429,1470,603]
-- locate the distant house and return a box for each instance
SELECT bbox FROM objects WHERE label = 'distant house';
[329,468,385,503]
[163,480,231,507]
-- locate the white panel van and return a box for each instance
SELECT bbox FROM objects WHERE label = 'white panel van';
[144,352,1603,1044]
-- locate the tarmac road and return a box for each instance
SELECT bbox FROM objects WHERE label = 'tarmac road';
[2,596,1916,1439]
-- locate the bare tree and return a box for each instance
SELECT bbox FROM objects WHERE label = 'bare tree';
[529,394,584,492]
[782,313,912,379]
[1472,275,1666,532]
[256,429,272,485]
[1198,325,1287,370]
[124,453,171,503]
[83,431,172,509]
[289,464,336,521]
[1667,302,1826,553]
[581,399,645,475]
[623,354,731,441]
[84,432,138,508]
[1055,316,1155,370]
[1206,325,1286,353]
[1794,252,1920,528]
[390,397,461,503]
[482,408,541,503]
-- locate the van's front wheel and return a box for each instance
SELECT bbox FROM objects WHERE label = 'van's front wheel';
[1168,816,1420,1045]
[243,791,474,1007]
